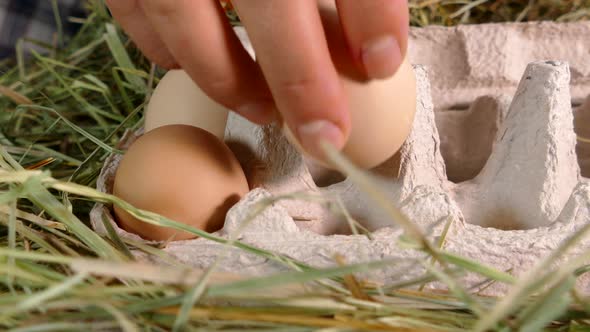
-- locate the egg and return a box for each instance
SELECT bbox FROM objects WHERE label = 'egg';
[283,1,416,170]
[112,124,249,241]
[145,69,229,139]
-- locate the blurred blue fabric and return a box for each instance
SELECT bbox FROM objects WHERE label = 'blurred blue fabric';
[0,0,85,59]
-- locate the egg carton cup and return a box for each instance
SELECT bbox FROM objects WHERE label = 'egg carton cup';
[91,23,590,297]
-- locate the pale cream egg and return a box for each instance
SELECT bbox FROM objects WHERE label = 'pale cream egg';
[144,69,229,139]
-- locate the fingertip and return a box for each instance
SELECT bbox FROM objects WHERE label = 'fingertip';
[297,120,346,161]
[361,35,403,79]
[235,100,278,125]
[336,0,410,79]
[279,95,351,164]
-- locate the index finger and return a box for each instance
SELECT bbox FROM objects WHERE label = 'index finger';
[231,0,351,162]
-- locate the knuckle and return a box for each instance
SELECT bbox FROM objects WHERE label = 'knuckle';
[272,72,343,119]
[141,0,179,18]
[275,75,319,97]
[202,75,240,100]
[273,74,332,109]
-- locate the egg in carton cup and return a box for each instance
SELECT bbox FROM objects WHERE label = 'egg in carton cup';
[107,1,417,242]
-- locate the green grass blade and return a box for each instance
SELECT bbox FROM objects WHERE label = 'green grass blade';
[9,321,120,332]
[207,259,397,297]
[104,23,146,93]
[18,105,122,155]
[16,39,26,81]
[50,0,64,47]
[320,142,432,251]
[1,272,88,318]
[0,248,75,264]
[0,161,121,260]
[24,177,122,259]
[421,263,483,315]
[172,268,213,332]
[96,303,140,332]
[101,214,134,260]
[516,275,575,332]
[474,221,590,331]
[439,252,516,284]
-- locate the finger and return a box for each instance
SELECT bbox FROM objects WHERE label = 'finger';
[231,0,350,161]
[335,0,409,79]
[105,0,178,69]
[140,0,276,125]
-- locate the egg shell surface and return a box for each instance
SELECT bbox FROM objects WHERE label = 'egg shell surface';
[145,70,229,139]
[112,124,249,241]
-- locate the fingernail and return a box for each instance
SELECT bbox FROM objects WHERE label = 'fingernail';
[236,101,277,124]
[361,35,402,79]
[297,120,345,162]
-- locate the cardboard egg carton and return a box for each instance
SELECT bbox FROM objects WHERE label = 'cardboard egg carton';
[236,21,590,110]
[407,21,590,109]
[91,22,590,296]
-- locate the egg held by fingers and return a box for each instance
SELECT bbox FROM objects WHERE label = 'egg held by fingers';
[112,124,249,241]
[283,1,417,170]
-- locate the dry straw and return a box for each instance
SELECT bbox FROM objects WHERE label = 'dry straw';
[0,0,588,330]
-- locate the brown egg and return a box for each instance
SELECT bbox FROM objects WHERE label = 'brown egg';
[112,124,249,241]
[284,0,417,170]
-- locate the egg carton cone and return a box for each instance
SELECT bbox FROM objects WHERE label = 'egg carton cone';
[90,24,590,297]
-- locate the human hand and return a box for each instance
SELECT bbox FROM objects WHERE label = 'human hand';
[105,0,409,160]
